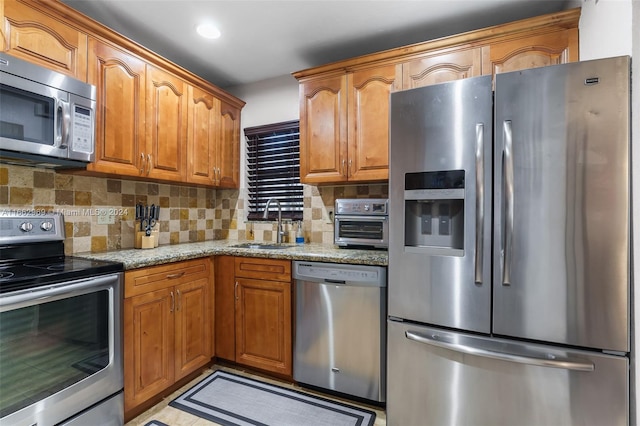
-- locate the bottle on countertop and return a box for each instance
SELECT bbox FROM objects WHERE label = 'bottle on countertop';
[296,221,304,244]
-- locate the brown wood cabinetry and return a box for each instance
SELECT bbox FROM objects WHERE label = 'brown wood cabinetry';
[214,256,292,377]
[2,0,88,80]
[217,101,241,188]
[402,47,483,89]
[187,85,219,185]
[294,9,580,184]
[124,258,213,416]
[482,30,579,77]
[86,38,147,176]
[145,65,188,182]
[299,64,400,183]
[2,0,244,187]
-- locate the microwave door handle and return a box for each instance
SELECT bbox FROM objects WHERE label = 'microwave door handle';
[57,100,71,149]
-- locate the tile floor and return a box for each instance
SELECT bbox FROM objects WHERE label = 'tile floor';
[126,364,387,426]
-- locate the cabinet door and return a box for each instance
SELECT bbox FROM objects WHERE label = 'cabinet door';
[236,277,292,376]
[347,64,401,182]
[483,30,578,77]
[146,65,187,182]
[218,101,241,188]
[124,288,174,412]
[187,85,219,185]
[87,38,146,177]
[174,278,212,380]
[402,48,483,89]
[299,74,348,184]
[215,256,236,361]
[2,0,87,80]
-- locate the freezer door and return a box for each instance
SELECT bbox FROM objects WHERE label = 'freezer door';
[493,56,630,352]
[387,320,629,426]
[388,76,493,333]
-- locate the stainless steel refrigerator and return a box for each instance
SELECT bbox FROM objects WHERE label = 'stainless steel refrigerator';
[387,56,630,426]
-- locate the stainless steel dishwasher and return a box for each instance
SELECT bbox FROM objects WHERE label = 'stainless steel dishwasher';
[293,261,387,403]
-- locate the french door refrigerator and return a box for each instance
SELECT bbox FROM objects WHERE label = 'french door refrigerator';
[387,56,630,426]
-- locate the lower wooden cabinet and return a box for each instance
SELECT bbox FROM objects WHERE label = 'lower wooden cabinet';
[124,258,213,415]
[215,256,292,377]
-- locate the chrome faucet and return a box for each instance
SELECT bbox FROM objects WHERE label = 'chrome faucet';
[263,198,284,243]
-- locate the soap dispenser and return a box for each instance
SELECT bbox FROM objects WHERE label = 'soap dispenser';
[296,221,304,244]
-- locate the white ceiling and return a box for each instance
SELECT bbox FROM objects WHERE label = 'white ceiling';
[60,0,578,89]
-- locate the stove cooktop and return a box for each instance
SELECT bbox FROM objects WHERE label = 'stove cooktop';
[0,256,124,294]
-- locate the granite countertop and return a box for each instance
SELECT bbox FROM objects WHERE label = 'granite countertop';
[77,240,388,270]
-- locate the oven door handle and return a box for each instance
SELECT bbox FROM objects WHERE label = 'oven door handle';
[0,274,118,310]
[335,215,388,221]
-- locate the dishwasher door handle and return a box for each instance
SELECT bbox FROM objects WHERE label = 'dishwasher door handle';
[324,279,346,284]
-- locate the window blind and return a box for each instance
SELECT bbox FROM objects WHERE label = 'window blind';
[245,120,303,221]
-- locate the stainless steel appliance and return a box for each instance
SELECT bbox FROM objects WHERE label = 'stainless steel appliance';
[0,53,96,168]
[334,198,388,249]
[0,211,124,426]
[293,261,386,402]
[387,56,631,425]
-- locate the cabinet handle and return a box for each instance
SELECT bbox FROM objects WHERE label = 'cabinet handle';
[139,153,145,174]
[166,272,185,279]
[147,154,152,175]
[217,168,221,183]
[348,159,352,177]
[234,282,239,301]
[176,289,181,311]
[342,159,347,177]
[212,167,217,184]
[170,291,174,312]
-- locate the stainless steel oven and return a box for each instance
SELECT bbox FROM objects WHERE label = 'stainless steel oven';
[0,211,124,426]
[334,199,388,249]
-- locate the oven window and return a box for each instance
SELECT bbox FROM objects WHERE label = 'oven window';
[0,290,109,417]
[338,220,384,240]
[0,84,55,145]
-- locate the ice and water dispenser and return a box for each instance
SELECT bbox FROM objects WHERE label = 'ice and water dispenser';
[404,170,465,256]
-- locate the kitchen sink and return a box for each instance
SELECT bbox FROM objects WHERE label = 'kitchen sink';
[231,242,294,250]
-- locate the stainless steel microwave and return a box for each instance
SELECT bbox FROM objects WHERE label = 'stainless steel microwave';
[334,198,389,249]
[0,53,96,168]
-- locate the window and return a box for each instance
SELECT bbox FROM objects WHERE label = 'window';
[245,120,303,221]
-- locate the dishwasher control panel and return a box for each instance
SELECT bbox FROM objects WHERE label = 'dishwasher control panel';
[294,261,386,286]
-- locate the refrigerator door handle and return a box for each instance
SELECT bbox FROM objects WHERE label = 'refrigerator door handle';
[502,120,514,286]
[405,330,595,371]
[474,123,484,285]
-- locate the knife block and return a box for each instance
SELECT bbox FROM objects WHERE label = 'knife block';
[135,231,155,249]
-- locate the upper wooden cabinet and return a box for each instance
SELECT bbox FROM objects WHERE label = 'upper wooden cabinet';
[347,64,401,181]
[294,8,580,184]
[299,74,347,183]
[218,101,241,188]
[145,65,188,182]
[482,30,579,77]
[402,47,483,90]
[187,85,219,185]
[2,0,244,187]
[2,0,88,80]
[299,64,400,184]
[86,38,147,177]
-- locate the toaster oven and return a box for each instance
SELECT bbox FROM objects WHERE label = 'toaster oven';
[334,199,389,249]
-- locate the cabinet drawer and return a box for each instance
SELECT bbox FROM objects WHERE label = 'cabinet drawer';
[235,257,291,282]
[125,258,211,297]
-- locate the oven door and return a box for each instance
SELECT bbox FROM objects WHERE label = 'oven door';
[334,215,389,248]
[0,273,123,426]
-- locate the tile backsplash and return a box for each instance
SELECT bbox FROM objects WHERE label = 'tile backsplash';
[1,164,388,254]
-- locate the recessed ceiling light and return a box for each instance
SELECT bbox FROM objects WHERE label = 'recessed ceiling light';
[196,24,221,40]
